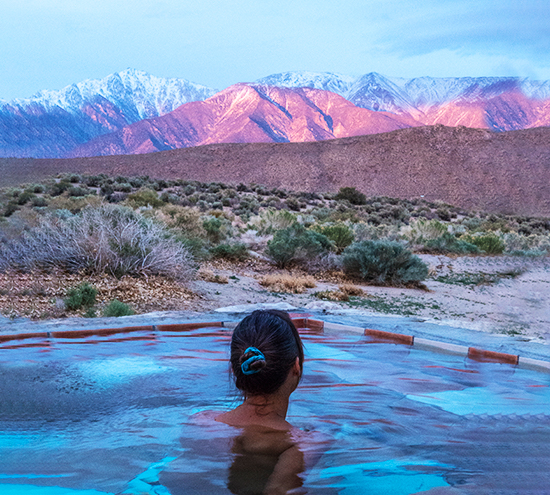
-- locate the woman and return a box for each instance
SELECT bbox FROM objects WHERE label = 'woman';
[162,310,323,494]
[216,309,308,495]
[216,309,304,430]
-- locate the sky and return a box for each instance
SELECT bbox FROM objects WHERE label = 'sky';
[0,0,549,100]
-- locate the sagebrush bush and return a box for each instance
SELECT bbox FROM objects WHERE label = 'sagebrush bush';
[65,282,97,310]
[125,188,164,208]
[335,187,367,205]
[0,205,194,280]
[209,243,249,261]
[401,218,448,244]
[102,299,134,317]
[342,240,428,284]
[422,233,480,255]
[202,216,230,243]
[311,223,355,253]
[249,209,297,235]
[461,233,505,254]
[266,224,332,268]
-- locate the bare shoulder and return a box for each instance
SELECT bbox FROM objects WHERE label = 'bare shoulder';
[189,409,226,425]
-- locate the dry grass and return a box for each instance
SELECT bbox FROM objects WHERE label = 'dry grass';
[314,283,365,302]
[198,268,229,284]
[259,273,316,293]
[339,283,365,297]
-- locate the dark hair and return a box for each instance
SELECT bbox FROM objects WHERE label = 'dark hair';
[230,310,304,396]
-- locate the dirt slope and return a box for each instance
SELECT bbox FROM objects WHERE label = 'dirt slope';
[2,125,550,216]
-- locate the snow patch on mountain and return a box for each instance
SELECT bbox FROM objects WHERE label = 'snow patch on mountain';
[255,71,355,97]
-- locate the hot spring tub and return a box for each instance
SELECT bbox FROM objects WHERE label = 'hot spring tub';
[1,321,549,494]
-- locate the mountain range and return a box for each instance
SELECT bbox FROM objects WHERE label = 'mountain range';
[1,69,550,158]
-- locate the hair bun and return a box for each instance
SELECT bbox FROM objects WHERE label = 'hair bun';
[240,347,266,375]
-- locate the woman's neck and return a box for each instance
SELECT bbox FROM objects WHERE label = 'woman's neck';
[242,393,290,420]
[216,392,291,430]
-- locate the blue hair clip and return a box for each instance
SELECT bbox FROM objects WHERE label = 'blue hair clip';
[241,347,265,375]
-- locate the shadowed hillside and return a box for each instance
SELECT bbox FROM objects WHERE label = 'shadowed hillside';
[1,125,549,216]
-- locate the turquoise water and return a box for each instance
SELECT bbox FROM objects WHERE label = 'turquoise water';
[1,327,549,494]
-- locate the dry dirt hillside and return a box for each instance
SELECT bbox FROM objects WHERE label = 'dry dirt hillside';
[1,125,549,216]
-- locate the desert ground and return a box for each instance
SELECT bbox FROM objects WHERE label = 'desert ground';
[1,254,548,347]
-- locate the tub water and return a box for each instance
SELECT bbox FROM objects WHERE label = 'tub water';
[1,325,549,494]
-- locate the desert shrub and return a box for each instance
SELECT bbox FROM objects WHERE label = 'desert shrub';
[209,243,249,261]
[342,240,428,284]
[335,187,367,205]
[64,282,97,310]
[84,175,106,187]
[249,209,297,235]
[102,299,134,317]
[354,222,401,242]
[202,216,226,243]
[67,174,82,183]
[48,181,72,197]
[159,192,180,204]
[422,233,480,254]
[154,205,205,238]
[47,194,105,214]
[311,223,355,253]
[259,273,316,293]
[266,224,332,269]
[26,184,46,194]
[113,183,132,193]
[0,205,194,280]
[100,184,114,198]
[461,233,505,254]
[401,219,448,244]
[16,191,36,205]
[126,188,164,208]
[285,197,301,211]
[502,232,550,255]
[31,196,48,207]
[68,186,90,197]
[3,202,19,217]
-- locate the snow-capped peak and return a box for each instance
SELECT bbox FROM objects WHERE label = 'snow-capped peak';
[255,71,356,97]
[9,69,218,121]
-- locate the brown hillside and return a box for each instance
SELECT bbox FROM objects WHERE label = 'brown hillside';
[1,125,549,216]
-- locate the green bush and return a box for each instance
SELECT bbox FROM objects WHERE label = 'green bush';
[423,233,480,255]
[342,240,428,284]
[65,282,98,310]
[202,216,229,243]
[48,181,72,197]
[311,223,355,253]
[250,209,297,235]
[335,187,367,205]
[461,234,505,254]
[103,299,134,317]
[31,196,48,207]
[17,191,36,205]
[266,224,332,268]
[209,243,249,261]
[126,188,164,208]
[3,202,19,217]
[68,186,89,197]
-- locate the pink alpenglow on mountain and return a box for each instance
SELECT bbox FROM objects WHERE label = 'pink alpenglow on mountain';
[67,84,419,157]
